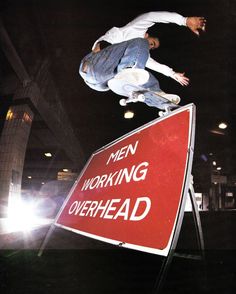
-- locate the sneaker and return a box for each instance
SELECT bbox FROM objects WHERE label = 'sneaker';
[115,68,149,85]
[156,91,181,104]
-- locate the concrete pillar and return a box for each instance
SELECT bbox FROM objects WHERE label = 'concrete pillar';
[0,104,33,217]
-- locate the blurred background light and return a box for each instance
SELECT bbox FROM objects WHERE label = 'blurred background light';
[218,122,228,129]
[124,110,134,119]
[4,198,52,233]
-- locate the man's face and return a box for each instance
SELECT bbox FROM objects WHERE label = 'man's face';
[146,37,160,50]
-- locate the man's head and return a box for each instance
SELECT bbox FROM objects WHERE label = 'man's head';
[145,33,160,50]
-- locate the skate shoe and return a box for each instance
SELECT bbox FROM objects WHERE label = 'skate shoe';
[157,91,181,104]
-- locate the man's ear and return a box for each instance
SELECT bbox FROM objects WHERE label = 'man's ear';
[144,33,149,39]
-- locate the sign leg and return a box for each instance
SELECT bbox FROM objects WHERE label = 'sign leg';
[152,178,206,294]
[38,224,55,257]
[188,181,205,259]
[152,250,175,294]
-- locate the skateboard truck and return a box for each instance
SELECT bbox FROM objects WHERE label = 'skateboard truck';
[158,105,173,117]
[120,92,178,117]
[119,91,145,106]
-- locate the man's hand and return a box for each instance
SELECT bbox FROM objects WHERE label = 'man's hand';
[173,72,190,86]
[186,17,206,36]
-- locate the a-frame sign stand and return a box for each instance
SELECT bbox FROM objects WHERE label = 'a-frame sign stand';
[152,175,205,294]
[38,175,205,294]
[38,105,205,294]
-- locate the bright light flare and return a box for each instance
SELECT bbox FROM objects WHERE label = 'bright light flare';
[5,200,50,233]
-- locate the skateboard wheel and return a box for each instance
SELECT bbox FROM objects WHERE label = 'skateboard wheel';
[119,99,127,106]
[158,111,165,117]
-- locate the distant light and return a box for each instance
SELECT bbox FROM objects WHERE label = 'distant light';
[28,176,32,179]
[44,152,52,157]
[6,109,14,121]
[42,182,45,185]
[6,200,38,232]
[217,167,222,171]
[124,110,134,119]
[63,169,69,172]
[209,153,213,156]
[218,122,227,129]
[5,199,52,233]
[214,182,218,185]
[213,161,217,166]
[210,129,225,135]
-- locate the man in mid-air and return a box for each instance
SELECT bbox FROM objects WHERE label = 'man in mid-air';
[79,11,206,105]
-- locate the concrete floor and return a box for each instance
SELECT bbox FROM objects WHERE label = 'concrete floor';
[0,248,235,294]
[0,211,236,294]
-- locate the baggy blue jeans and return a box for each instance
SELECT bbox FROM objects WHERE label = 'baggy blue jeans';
[79,38,161,92]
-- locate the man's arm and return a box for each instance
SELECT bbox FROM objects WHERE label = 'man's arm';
[146,57,175,77]
[125,11,206,36]
[125,11,187,31]
[173,72,189,86]
[146,57,189,86]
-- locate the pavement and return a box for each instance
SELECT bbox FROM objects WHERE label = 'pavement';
[0,212,236,294]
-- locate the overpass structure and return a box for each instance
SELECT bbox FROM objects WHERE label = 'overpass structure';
[0,17,84,217]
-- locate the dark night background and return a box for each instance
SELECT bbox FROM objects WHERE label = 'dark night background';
[1,0,236,186]
[0,0,236,293]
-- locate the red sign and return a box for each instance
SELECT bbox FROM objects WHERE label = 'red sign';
[55,104,195,256]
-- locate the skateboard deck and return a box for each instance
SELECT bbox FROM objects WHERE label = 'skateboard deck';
[108,77,180,111]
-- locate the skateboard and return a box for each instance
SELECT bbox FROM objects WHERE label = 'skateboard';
[108,76,180,116]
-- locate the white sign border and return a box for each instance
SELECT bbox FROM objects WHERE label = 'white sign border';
[54,104,196,256]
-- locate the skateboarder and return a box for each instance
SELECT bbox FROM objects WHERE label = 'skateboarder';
[79,11,206,103]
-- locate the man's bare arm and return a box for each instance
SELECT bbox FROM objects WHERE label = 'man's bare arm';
[173,72,190,86]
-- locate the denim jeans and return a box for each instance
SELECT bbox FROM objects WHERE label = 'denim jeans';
[79,38,161,92]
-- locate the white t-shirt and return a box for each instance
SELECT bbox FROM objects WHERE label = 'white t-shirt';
[92,12,187,79]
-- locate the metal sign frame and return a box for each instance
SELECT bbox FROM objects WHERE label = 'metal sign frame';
[38,103,206,294]
[152,177,205,294]
[39,104,197,258]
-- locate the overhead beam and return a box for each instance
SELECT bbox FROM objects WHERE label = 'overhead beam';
[0,17,31,86]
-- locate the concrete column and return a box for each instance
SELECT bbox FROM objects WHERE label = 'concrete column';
[0,104,33,217]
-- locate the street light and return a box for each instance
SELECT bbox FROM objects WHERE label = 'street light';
[218,122,227,129]
[124,110,134,119]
